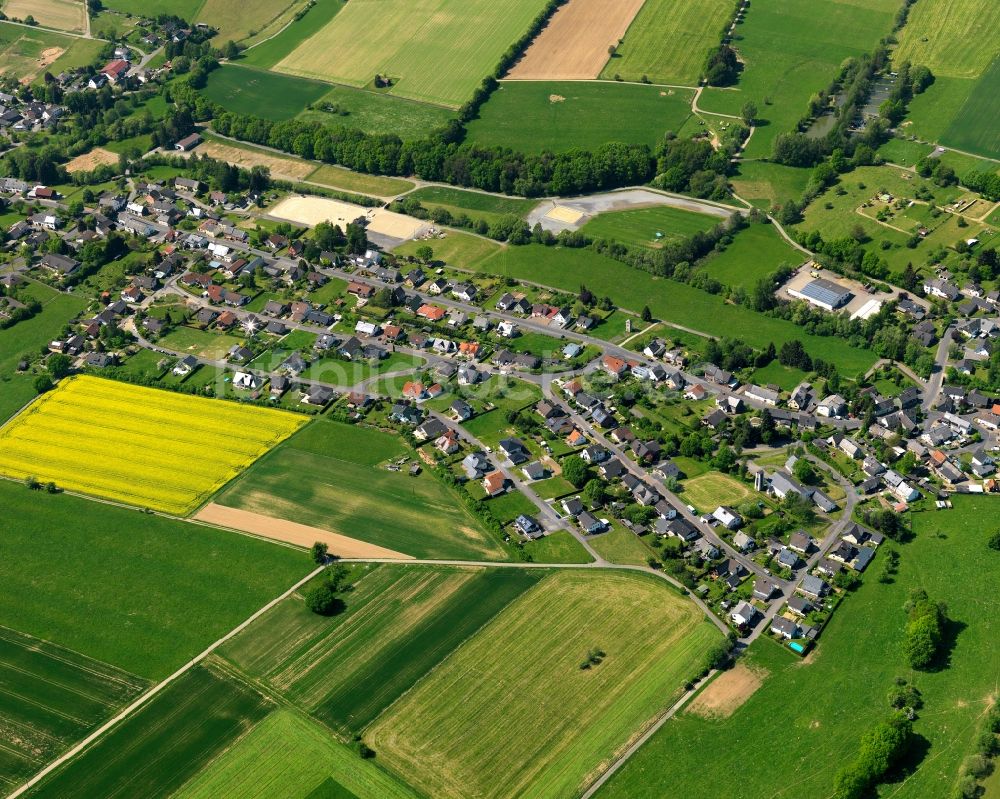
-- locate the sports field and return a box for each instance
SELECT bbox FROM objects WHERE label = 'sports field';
[4,0,84,32]
[696,0,899,159]
[0,480,309,679]
[581,205,722,248]
[466,81,694,153]
[274,0,550,107]
[368,570,720,799]
[215,419,507,560]
[222,565,543,734]
[29,664,273,799]
[599,0,732,85]
[599,495,1000,799]
[680,471,753,513]
[507,0,646,80]
[0,22,102,84]
[0,376,306,514]
[0,626,149,792]
[174,710,419,799]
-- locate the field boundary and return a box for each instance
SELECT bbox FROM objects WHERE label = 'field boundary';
[7,563,325,799]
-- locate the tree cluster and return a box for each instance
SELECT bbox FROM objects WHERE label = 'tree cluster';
[832,712,913,799]
[903,588,947,670]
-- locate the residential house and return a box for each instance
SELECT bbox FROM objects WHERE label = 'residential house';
[482,470,507,497]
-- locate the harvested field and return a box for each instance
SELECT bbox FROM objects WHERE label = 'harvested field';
[65,146,118,173]
[200,139,314,181]
[4,0,85,33]
[368,570,721,799]
[687,664,766,719]
[268,195,426,239]
[0,375,306,515]
[194,503,413,559]
[507,0,646,80]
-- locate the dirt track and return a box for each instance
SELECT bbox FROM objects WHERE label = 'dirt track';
[507,0,646,80]
[194,502,414,560]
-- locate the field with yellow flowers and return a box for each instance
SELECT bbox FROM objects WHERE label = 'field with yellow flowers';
[0,376,306,515]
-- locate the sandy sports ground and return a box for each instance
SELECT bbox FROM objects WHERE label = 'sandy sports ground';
[687,664,767,719]
[200,140,314,181]
[5,0,85,32]
[507,0,646,80]
[194,503,414,560]
[65,147,118,173]
[269,195,428,240]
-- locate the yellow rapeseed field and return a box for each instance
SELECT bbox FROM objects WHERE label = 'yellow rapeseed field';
[0,376,306,515]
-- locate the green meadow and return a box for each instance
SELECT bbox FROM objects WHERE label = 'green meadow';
[599,496,1000,799]
[466,81,695,153]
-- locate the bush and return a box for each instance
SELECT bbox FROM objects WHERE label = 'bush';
[903,588,946,670]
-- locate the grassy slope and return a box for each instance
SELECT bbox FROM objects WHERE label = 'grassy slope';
[601,0,732,84]
[215,419,507,560]
[173,709,419,799]
[222,564,543,734]
[466,81,695,153]
[729,160,813,209]
[196,0,301,44]
[0,282,87,376]
[698,0,898,159]
[368,569,720,799]
[598,496,1000,799]
[405,186,536,225]
[699,222,802,290]
[101,0,204,17]
[465,237,875,372]
[29,664,272,799]
[0,481,309,679]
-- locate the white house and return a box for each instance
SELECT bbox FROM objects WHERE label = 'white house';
[712,506,742,530]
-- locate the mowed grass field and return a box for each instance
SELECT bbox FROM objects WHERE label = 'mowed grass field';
[581,205,723,248]
[680,471,753,513]
[697,0,899,159]
[215,418,507,560]
[467,81,695,153]
[0,626,149,793]
[29,664,273,799]
[368,570,721,799]
[196,0,304,45]
[598,496,1000,799]
[0,480,309,679]
[600,0,732,85]
[238,0,343,69]
[174,710,419,799]
[275,0,550,107]
[221,565,543,735]
[0,376,306,514]
[3,0,84,32]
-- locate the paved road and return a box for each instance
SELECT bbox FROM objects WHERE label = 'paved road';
[922,325,953,412]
